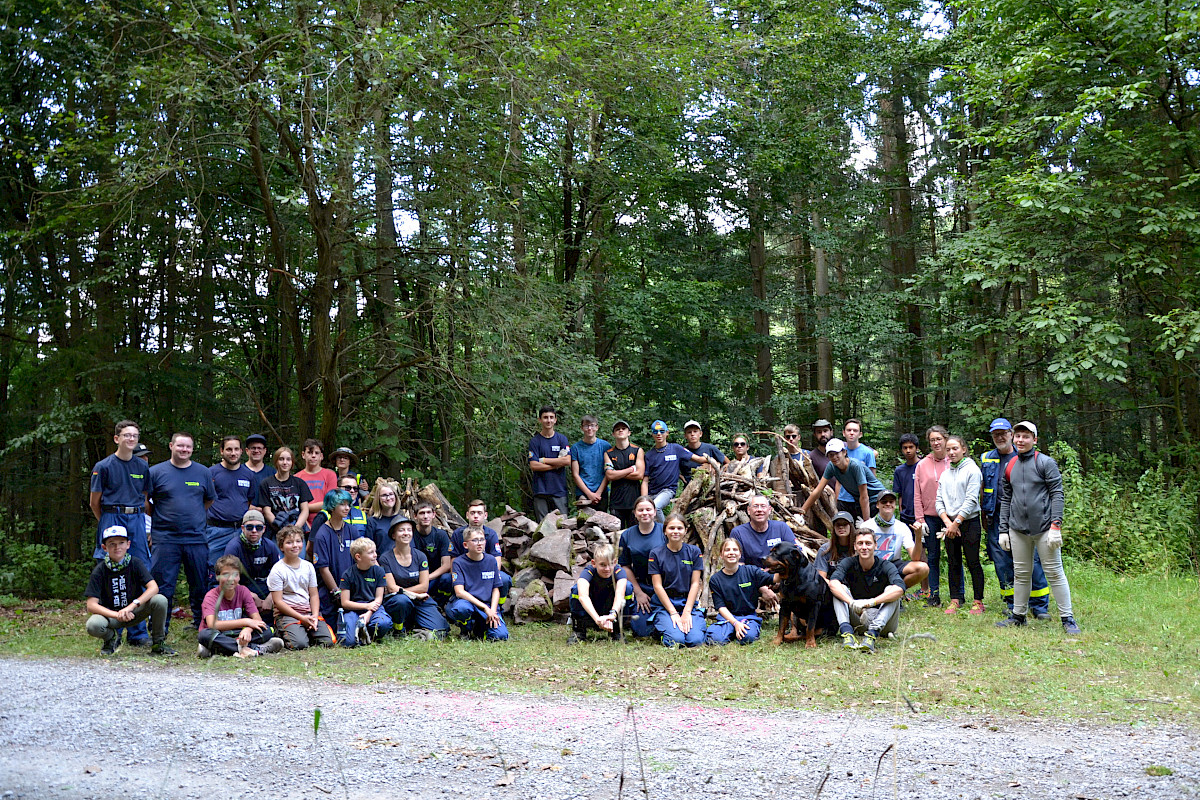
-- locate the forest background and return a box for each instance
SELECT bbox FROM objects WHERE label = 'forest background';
[1,0,1198,597]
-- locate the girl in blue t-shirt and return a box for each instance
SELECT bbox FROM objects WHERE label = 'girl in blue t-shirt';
[705,538,776,645]
[617,496,666,637]
[647,513,705,647]
[380,517,449,637]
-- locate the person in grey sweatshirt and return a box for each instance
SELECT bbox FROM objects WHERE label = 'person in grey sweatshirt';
[935,435,984,615]
[996,421,1080,635]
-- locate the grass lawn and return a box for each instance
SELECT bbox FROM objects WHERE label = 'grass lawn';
[2,558,1197,725]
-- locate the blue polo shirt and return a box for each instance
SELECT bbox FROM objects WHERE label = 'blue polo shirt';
[644,443,695,495]
[208,463,256,525]
[728,520,797,567]
[90,453,147,507]
[617,523,666,592]
[572,563,630,611]
[340,563,387,605]
[529,432,570,497]
[147,461,217,544]
[452,553,503,602]
[570,438,611,495]
[680,442,726,480]
[450,526,503,559]
[824,459,886,505]
[413,527,453,572]
[379,548,429,590]
[709,565,774,617]
[648,543,703,600]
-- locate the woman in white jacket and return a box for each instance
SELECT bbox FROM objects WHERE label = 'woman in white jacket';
[936,435,985,615]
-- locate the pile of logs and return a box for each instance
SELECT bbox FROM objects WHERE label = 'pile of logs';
[392,432,835,621]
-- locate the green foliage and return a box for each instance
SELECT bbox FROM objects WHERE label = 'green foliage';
[0,529,91,600]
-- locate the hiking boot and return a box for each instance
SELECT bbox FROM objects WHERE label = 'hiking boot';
[968,600,985,615]
[840,632,860,650]
[943,599,962,615]
[925,595,941,608]
[150,641,177,657]
[197,643,211,659]
[996,613,1027,628]
[861,631,878,654]
[610,631,626,644]
[259,637,285,655]
[1062,616,1081,636]
[1033,610,1052,621]
[100,637,119,657]
[566,630,581,645]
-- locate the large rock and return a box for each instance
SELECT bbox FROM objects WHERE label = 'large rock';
[552,571,575,613]
[528,527,572,573]
[509,515,537,535]
[585,510,623,533]
[501,534,530,561]
[511,566,543,590]
[514,579,553,622]
[533,510,563,543]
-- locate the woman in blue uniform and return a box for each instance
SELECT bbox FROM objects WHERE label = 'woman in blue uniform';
[380,516,449,637]
[647,513,705,647]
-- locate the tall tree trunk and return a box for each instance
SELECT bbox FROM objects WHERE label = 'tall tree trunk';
[812,208,834,421]
[749,181,773,423]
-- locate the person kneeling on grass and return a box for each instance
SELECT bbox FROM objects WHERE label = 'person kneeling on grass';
[568,543,632,644]
[339,538,393,647]
[198,555,284,658]
[447,530,509,641]
[826,528,905,654]
[85,525,175,656]
[381,516,450,639]
[646,513,705,648]
[705,537,778,646]
[267,525,334,649]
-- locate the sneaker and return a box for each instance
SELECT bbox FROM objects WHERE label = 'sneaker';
[566,630,581,645]
[126,637,151,648]
[1033,610,1052,621]
[150,642,177,657]
[100,637,119,657]
[1062,617,1081,636]
[968,600,985,615]
[358,622,371,646]
[610,630,626,644]
[861,631,878,654]
[841,632,860,650]
[996,613,1027,628]
[197,643,211,659]
[925,595,942,608]
[410,628,434,641]
[943,599,962,615]
[259,637,285,655]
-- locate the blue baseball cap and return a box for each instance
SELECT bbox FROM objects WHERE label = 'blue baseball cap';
[651,420,669,434]
[989,418,1012,432]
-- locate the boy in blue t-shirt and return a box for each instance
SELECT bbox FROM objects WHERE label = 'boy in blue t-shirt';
[528,406,571,521]
[568,543,631,644]
[447,529,509,641]
[570,414,610,510]
[892,433,921,525]
[641,421,707,522]
[338,538,392,646]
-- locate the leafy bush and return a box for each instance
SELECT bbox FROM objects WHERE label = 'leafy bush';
[1053,442,1199,576]
[0,530,91,600]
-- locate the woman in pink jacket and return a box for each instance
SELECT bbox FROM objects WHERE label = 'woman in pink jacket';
[912,425,952,607]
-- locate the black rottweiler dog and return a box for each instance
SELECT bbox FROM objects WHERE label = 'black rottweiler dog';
[763,541,829,648]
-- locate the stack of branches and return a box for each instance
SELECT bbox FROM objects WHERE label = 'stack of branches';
[671,431,836,607]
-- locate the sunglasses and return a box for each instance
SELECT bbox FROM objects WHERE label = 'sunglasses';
[244,524,265,532]
[784,434,799,440]
[733,442,748,447]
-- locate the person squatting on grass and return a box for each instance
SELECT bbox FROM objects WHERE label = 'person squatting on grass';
[338,537,393,646]
[198,554,284,658]
[84,525,174,657]
[447,529,509,641]
[568,543,631,644]
[826,528,905,654]
[996,421,1081,635]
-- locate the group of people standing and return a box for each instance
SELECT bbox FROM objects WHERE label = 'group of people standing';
[81,408,1078,657]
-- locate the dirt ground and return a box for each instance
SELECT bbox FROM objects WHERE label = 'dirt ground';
[0,658,1197,799]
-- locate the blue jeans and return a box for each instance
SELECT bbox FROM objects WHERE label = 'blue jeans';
[649,598,705,647]
[384,593,449,632]
[150,540,209,633]
[922,515,964,600]
[95,511,151,642]
[205,525,241,589]
[705,615,762,645]
[445,598,509,641]
[651,489,675,523]
[986,515,1049,614]
[340,607,393,646]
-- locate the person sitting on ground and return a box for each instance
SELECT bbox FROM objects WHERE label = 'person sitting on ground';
[338,538,392,647]
[447,529,509,641]
[412,501,455,606]
[798,438,886,525]
[222,509,281,623]
[705,537,777,646]
[616,496,666,638]
[646,513,706,648]
[936,434,986,616]
[198,555,284,658]
[827,528,905,653]
[450,499,512,609]
[815,511,858,581]
[380,516,449,638]
[568,543,631,644]
[729,494,797,567]
[364,478,405,553]
[311,489,364,625]
[267,525,334,649]
[860,490,928,591]
[85,525,174,656]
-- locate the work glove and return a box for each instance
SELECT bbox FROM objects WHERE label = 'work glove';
[850,600,867,615]
[999,533,1010,552]
[1045,525,1063,551]
[936,527,947,540]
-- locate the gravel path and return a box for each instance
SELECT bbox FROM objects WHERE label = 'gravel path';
[0,658,1196,800]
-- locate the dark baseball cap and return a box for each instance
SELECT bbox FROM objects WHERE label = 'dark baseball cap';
[246,433,268,447]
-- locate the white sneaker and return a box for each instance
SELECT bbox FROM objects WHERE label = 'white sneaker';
[197,643,211,659]
[258,637,285,655]
[358,621,371,645]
